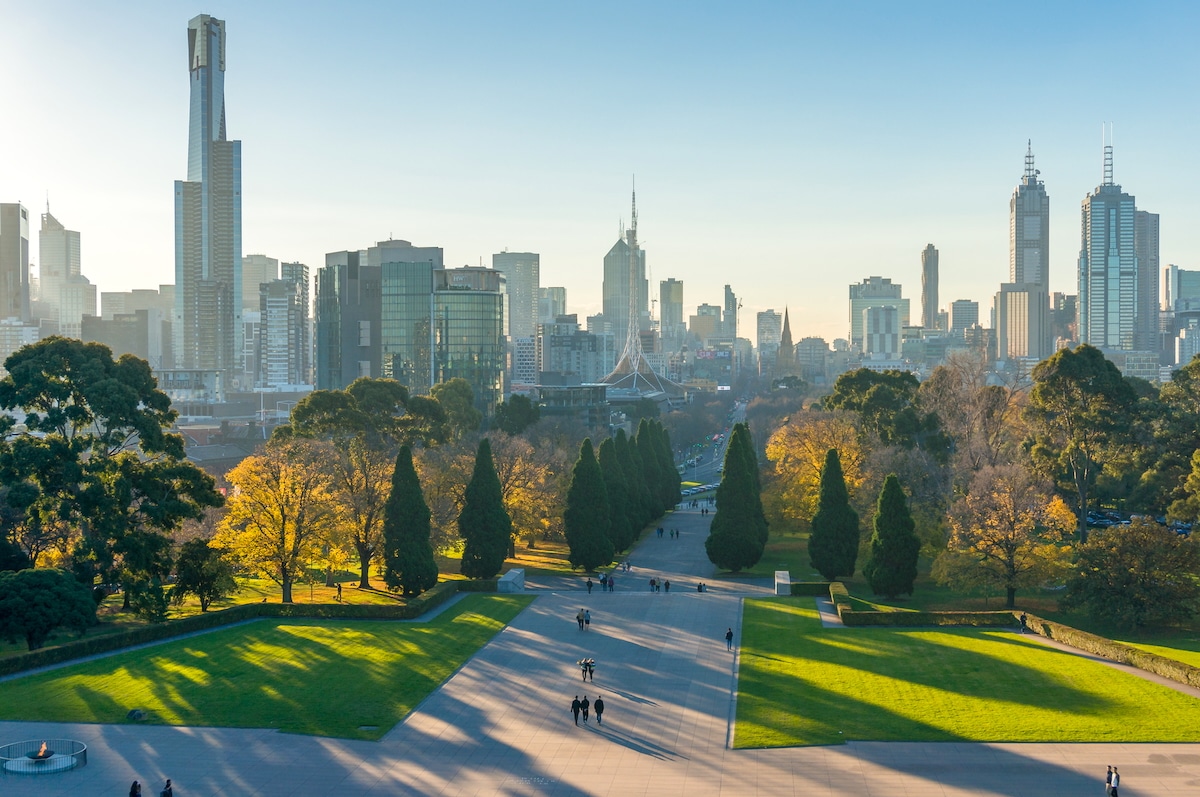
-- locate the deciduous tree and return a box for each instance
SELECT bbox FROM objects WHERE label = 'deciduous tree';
[432,378,482,441]
[494,394,541,436]
[171,538,236,612]
[863,475,920,598]
[215,439,338,603]
[934,464,1074,608]
[808,448,860,580]
[765,411,865,524]
[1062,520,1200,629]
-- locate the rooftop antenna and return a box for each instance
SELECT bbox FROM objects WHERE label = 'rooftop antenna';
[1103,123,1114,186]
[1024,139,1036,181]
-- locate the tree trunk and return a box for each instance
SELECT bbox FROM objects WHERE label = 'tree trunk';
[282,575,293,604]
[355,540,372,589]
[1005,586,1016,609]
[324,566,335,587]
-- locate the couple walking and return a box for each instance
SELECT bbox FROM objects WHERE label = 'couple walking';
[570,695,605,725]
[575,609,591,630]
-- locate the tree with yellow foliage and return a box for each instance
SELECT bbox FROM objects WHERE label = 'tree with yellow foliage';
[215,439,339,603]
[934,463,1074,608]
[764,410,865,524]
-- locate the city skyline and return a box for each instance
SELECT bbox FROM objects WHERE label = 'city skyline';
[5,2,1200,341]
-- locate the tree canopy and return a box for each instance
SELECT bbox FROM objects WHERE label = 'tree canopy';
[458,438,512,579]
[171,538,236,612]
[863,474,920,598]
[382,445,439,596]
[808,448,860,580]
[432,378,483,440]
[0,567,96,650]
[494,394,541,436]
[563,438,614,571]
[705,423,766,572]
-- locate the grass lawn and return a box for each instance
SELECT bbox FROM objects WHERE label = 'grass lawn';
[735,598,1200,748]
[0,594,532,740]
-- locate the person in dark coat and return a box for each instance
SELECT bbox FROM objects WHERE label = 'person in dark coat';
[129,781,141,797]
[571,696,581,725]
[161,779,173,797]
[594,696,605,725]
[586,578,593,594]
[580,695,590,722]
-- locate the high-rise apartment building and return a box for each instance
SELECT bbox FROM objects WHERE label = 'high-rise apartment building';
[434,266,506,414]
[538,287,566,324]
[37,208,94,338]
[492,252,538,340]
[602,228,647,339]
[757,309,782,371]
[724,285,738,339]
[1078,143,1156,353]
[1164,265,1200,310]
[950,299,980,334]
[174,14,243,384]
[242,254,279,311]
[0,203,31,321]
[920,244,938,330]
[257,278,307,388]
[376,239,444,395]
[994,283,1049,361]
[849,277,908,349]
[315,250,378,391]
[282,262,311,384]
[660,278,684,339]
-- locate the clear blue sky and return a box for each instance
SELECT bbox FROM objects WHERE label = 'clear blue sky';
[4,1,1199,341]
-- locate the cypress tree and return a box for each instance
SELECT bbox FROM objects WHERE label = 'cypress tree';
[564,438,615,571]
[459,438,512,579]
[635,419,663,516]
[863,474,920,598]
[598,437,634,552]
[705,424,765,572]
[653,421,681,507]
[733,423,768,544]
[807,448,860,580]
[624,428,653,524]
[615,429,648,535]
[382,445,439,596]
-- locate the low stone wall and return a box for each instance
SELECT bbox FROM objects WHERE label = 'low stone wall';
[498,568,526,593]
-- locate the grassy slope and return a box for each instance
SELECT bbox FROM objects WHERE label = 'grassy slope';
[736,598,1200,748]
[0,594,532,740]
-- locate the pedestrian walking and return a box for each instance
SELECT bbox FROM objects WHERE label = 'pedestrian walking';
[581,695,590,722]
[1105,765,1113,795]
[649,578,656,592]
[579,659,589,681]
[599,573,607,590]
[664,580,671,592]
[576,609,585,630]
[1019,612,1028,633]
[586,578,593,594]
[1110,766,1120,797]
[336,582,342,601]
[594,695,605,725]
[584,609,591,629]
[586,659,595,681]
[161,779,173,797]
[571,696,581,725]
[608,574,615,591]
[130,781,141,797]
[726,627,734,650]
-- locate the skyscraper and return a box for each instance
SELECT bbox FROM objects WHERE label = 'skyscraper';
[1078,142,1155,353]
[376,238,444,395]
[315,249,378,391]
[538,287,566,324]
[434,266,506,414]
[37,207,95,338]
[724,285,738,339]
[0,203,30,321]
[659,278,684,339]
[174,14,242,384]
[242,254,279,311]
[849,277,908,349]
[920,244,938,330]
[492,252,538,340]
[950,299,979,334]
[601,225,647,340]
[756,309,782,373]
[1134,210,1160,353]
[1003,141,1052,360]
[281,262,311,384]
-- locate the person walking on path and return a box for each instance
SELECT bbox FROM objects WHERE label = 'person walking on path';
[726,627,734,650]
[584,609,591,630]
[608,574,615,591]
[1110,766,1120,796]
[600,573,607,590]
[130,781,141,797]
[581,695,590,723]
[336,582,342,602]
[664,580,671,593]
[161,779,173,797]
[579,660,589,681]
[576,609,585,630]
[594,695,605,725]
[1105,766,1113,795]
[586,578,593,594]
[571,696,581,725]
[1019,612,1028,633]
[586,658,595,681]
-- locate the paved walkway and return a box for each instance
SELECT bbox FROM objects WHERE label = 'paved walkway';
[2,506,1200,795]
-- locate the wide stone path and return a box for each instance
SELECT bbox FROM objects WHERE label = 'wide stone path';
[2,505,1200,795]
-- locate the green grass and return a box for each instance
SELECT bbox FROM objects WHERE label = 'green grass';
[0,594,532,740]
[735,598,1200,748]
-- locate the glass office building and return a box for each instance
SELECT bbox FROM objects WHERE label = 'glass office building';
[434,267,506,415]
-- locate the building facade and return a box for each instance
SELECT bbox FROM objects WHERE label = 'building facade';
[315,250,378,391]
[920,244,938,330]
[0,203,30,321]
[660,278,684,340]
[849,277,908,349]
[492,252,538,340]
[174,14,243,384]
[433,266,506,415]
[601,231,647,339]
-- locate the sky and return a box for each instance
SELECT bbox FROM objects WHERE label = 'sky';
[3,0,1200,342]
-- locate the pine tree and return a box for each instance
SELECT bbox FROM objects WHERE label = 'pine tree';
[459,438,512,579]
[615,429,648,535]
[808,448,860,580]
[863,474,920,598]
[705,424,765,572]
[598,437,634,552]
[564,438,615,571]
[382,445,439,596]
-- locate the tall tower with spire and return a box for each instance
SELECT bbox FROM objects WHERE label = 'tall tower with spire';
[997,141,1052,360]
[774,307,796,377]
[603,188,679,395]
[174,14,243,387]
[1077,133,1155,353]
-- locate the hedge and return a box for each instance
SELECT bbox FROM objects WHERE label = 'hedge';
[828,582,852,618]
[0,578,471,679]
[455,578,500,593]
[839,610,1016,628]
[1023,613,1200,690]
[790,581,833,596]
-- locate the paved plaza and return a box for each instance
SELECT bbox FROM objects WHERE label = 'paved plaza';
[2,505,1199,795]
